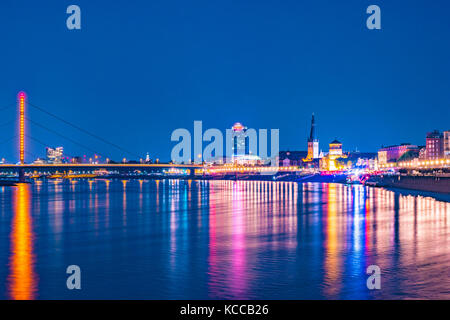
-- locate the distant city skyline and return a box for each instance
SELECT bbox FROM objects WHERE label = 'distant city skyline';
[0,102,448,164]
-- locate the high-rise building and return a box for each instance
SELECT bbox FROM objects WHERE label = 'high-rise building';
[231,122,248,157]
[443,130,450,158]
[425,130,443,160]
[228,122,261,165]
[305,113,319,161]
[46,147,63,163]
[145,152,151,163]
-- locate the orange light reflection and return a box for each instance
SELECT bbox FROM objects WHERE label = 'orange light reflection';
[8,183,37,300]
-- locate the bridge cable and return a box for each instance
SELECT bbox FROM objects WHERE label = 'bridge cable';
[25,150,41,161]
[0,135,16,145]
[0,119,15,128]
[0,103,15,113]
[27,101,140,158]
[25,134,79,160]
[25,117,107,159]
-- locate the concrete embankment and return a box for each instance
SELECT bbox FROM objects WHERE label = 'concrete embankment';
[377,175,450,194]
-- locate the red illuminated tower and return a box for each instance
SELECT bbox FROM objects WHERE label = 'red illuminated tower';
[18,92,26,165]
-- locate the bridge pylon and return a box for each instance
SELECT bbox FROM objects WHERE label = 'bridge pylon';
[18,91,26,182]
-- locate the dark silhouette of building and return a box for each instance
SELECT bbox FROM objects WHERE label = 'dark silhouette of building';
[305,113,319,160]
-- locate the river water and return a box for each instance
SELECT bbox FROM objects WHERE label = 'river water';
[0,180,448,299]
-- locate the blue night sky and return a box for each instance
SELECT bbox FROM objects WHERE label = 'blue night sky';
[0,0,449,162]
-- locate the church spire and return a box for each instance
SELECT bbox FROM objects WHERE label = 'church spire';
[304,113,319,161]
[308,113,315,142]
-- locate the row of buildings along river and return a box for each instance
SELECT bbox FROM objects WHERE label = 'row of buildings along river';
[2,114,448,175]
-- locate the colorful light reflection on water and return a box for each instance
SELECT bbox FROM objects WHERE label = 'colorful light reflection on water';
[0,180,448,299]
[6,184,37,300]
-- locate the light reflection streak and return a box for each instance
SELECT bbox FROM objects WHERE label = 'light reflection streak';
[323,183,341,297]
[105,180,110,229]
[208,184,218,297]
[122,180,127,227]
[139,180,143,212]
[8,183,37,300]
[230,182,247,298]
